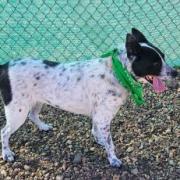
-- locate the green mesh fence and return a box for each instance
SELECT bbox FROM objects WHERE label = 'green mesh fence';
[0,0,180,67]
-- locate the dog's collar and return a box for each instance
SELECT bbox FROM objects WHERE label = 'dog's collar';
[101,49,144,106]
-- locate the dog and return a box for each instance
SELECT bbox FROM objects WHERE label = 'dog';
[0,28,177,167]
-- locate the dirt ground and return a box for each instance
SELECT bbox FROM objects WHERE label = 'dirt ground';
[0,83,179,180]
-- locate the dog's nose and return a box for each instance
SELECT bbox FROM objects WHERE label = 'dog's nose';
[171,70,178,78]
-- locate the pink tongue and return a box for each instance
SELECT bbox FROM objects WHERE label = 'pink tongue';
[152,77,167,93]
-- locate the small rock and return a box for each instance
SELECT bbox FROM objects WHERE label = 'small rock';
[169,160,174,166]
[131,168,139,175]
[176,167,180,175]
[68,145,73,149]
[12,162,22,168]
[177,161,180,166]
[12,168,20,176]
[0,160,6,165]
[73,167,79,173]
[169,149,176,158]
[73,152,82,164]
[126,146,134,153]
[62,161,67,170]
[25,171,30,176]
[66,140,72,144]
[139,177,146,180]
[24,165,30,171]
[113,174,120,180]
[165,128,171,134]
[54,162,59,167]
[121,171,129,180]
[20,148,26,153]
[139,142,144,149]
[90,147,95,151]
[45,173,50,178]
[56,175,63,180]
[1,169,7,177]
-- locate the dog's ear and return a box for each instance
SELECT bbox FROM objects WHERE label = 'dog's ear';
[131,28,148,43]
[126,33,141,59]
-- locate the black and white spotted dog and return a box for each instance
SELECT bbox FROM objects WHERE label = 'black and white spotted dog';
[0,28,177,167]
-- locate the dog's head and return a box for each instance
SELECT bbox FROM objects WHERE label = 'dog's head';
[125,28,178,93]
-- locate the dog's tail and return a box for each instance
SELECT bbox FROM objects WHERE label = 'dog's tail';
[0,63,9,81]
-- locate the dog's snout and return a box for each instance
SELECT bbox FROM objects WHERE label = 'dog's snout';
[171,70,178,78]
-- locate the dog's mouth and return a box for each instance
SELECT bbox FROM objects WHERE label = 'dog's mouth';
[144,75,167,93]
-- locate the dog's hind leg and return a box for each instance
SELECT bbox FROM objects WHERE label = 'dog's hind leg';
[28,103,53,131]
[1,103,29,161]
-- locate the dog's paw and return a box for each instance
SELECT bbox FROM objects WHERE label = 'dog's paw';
[109,158,122,168]
[2,149,15,162]
[39,123,53,131]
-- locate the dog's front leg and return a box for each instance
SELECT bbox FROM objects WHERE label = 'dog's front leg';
[92,116,122,167]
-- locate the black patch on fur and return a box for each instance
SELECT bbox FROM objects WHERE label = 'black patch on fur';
[77,77,81,82]
[107,90,113,95]
[62,67,66,72]
[131,46,162,77]
[147,42,165,59]
[43,60,59,67]
[100,74,105,79]
[21,61,26,65]
[19,109,22,112]
[107,89,121,97]
[34,83,37,86]
[0,63,12,105]
[34,72,41,80]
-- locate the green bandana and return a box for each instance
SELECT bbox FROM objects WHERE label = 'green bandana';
[101,49,144,106]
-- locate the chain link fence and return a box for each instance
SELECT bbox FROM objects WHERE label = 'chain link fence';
[0,0,179,67]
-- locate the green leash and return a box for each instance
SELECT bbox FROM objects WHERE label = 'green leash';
[101,49,144,106]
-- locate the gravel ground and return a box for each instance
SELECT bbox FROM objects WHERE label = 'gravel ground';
[0,82,179,180]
